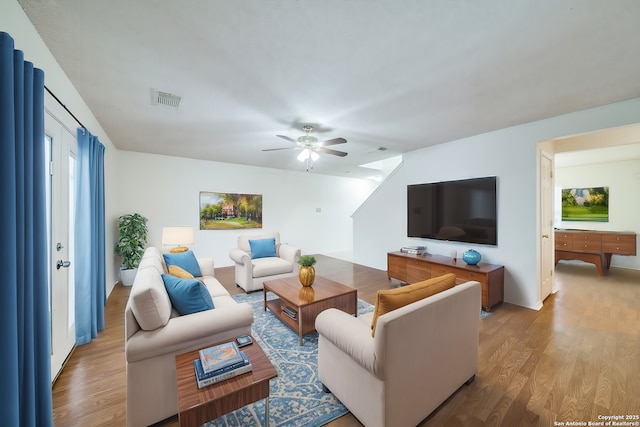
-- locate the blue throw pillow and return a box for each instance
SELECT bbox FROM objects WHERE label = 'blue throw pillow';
[163,250,202,277]
[161,274,214,315]
[249,237,277,259]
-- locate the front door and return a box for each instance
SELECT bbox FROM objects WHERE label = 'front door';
[45,97,77,382]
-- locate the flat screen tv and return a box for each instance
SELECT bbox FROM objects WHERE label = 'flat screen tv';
[407,176,497,245]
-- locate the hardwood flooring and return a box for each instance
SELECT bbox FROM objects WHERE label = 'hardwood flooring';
[52,255,640,427]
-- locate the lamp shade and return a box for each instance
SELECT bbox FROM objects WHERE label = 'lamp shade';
[162,226,194,246]
[297,149,310,162]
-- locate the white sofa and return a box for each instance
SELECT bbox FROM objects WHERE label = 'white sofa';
[228,232,301,292]
[315,280,481,427]
[124,247,254,427]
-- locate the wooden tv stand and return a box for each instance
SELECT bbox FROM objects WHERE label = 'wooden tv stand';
[555,229,636,276]
[387,251,504,311]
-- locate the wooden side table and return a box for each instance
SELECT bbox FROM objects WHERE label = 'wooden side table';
[175,336,277,427]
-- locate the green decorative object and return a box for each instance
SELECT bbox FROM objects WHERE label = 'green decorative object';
[115,213,148,270]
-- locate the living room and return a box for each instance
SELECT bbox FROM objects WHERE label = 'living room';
[3,1,640,426]
[6,0,640,306]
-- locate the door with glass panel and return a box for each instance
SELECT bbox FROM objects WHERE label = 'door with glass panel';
[45,101,76,382]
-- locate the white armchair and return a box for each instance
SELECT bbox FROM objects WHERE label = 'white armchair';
[315,280,481,427]
[229,232,301,292]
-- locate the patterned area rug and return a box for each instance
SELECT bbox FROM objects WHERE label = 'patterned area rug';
[204,292,374,427]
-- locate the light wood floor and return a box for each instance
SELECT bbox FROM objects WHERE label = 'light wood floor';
[52,255,640,427]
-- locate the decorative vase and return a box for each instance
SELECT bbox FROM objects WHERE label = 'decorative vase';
[462,249,481,265]
[120,268,138,286]
[298,265,315,287]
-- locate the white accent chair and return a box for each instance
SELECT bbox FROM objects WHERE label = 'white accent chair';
[315,281,481,427]
[228,232,301,292]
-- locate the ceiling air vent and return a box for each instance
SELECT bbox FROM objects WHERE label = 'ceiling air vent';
[152,89,182,110]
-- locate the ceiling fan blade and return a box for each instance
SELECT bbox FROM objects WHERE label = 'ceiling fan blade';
[276,135,298,144]
[316,147,348,157]
[263,147,296,152]
[320,137,347,146]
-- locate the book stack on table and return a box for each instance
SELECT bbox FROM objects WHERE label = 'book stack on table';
[282,306,297,319]
[194,341,252,388]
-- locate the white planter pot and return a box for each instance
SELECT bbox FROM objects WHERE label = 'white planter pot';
[120,268,138,286]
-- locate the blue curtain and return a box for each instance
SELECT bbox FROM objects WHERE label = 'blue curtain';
[0,32,53,427]
[74,129,106,345]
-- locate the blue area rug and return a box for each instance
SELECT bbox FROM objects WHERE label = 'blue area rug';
[204,292,374,427]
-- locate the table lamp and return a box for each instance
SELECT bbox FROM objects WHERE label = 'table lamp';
[162,226,194,253]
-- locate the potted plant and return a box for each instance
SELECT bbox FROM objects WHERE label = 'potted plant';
[297,255,317,287]
[115,213,148,286]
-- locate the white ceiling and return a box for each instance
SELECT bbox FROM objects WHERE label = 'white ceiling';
[18,0,640,178]
[555,141,640,167]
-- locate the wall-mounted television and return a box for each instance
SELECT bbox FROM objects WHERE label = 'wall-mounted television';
[407,176,497,245]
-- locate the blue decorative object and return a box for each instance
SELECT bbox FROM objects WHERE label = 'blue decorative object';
[161,274,214,315]
[462,249,481,265]
[249,237,277,259]
[163,250,202,277]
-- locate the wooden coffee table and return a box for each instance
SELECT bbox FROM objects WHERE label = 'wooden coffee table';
[263,275,358,345]
[175,336,277,427]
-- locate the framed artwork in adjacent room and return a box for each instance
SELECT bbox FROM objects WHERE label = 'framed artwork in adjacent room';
[199,192,263,229]
[561,187,609,222]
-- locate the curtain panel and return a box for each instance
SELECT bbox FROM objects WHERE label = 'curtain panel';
[0,31,53,427]
[74,129,106,345]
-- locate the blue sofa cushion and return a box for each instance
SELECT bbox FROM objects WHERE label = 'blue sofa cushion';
[161,274,214,315]
[249,237,277,259]
[163,250,202,277]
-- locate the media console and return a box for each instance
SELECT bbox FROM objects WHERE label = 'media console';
[387,251,504,311]
[554,229,636,276]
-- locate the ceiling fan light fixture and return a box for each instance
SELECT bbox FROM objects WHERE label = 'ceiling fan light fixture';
[297,149,310,162]
[269,125,347,170]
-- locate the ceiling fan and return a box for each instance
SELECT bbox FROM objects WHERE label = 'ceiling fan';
[263,125,348,171]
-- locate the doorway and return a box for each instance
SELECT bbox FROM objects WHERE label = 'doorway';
[538,123,640,308]
[45,96,77,382]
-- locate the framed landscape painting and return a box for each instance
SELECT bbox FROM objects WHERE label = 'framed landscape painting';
[561,187,609,222]
[199,192,263,230]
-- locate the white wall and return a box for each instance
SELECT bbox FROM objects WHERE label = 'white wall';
[555,159,640,270]
[2,0,121,295]
[353,97,640,310]
[115,151,376,268]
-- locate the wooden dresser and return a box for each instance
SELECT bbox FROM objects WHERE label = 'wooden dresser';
[387,251,504,311]
[555,229,637,276]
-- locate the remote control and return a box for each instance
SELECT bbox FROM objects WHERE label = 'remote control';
[236,335,252,347]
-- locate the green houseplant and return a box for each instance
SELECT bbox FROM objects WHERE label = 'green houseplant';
[115,213,148,285]
[297,255,317,287]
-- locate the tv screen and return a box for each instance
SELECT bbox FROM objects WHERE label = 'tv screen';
[407,176,497,245]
